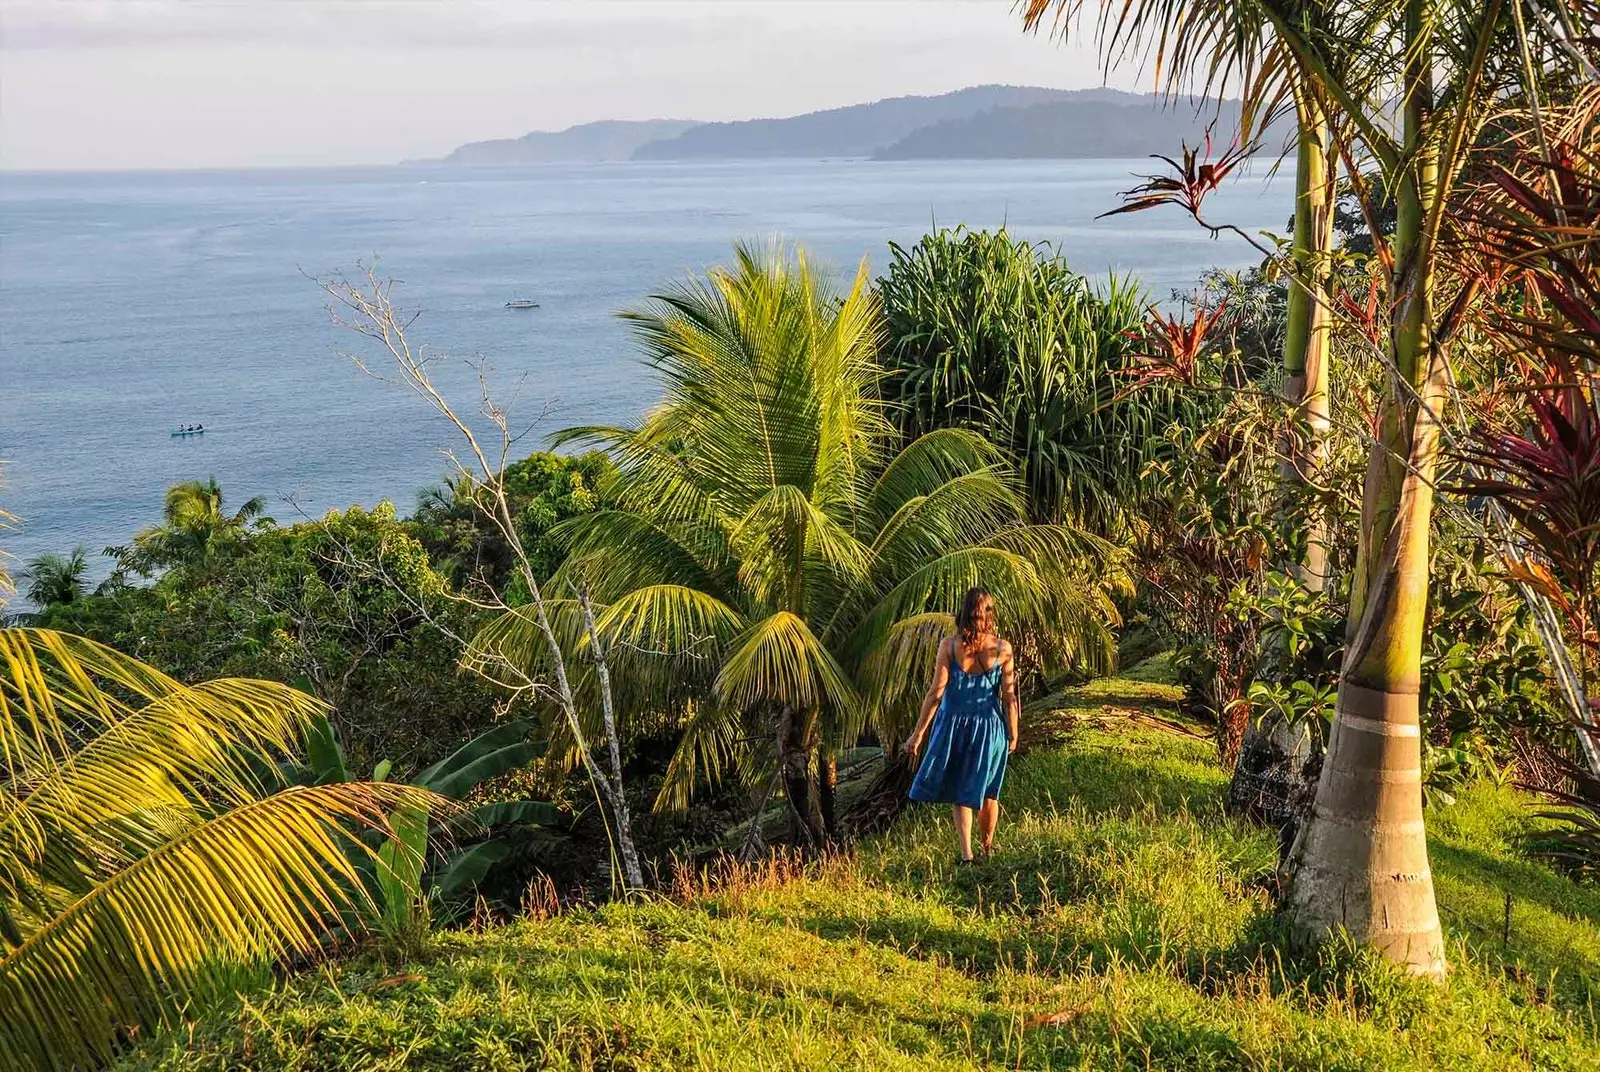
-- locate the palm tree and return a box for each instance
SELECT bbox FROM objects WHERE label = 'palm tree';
[1240,0,1575,981]
[18,547,89,608]
[1023,0,1342,588]
[479,242,1120,845]
[1031,0,1583,977]
[0,627,432,1070]
[127,478,268,573]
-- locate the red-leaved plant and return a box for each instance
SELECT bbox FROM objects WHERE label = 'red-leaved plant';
[1120,298,1230,393]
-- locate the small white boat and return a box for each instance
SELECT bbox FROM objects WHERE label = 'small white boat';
[505,300,539,310]
[171,427,206,438]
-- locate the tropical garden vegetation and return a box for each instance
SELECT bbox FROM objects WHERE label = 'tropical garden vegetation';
[3,0,1600,1064]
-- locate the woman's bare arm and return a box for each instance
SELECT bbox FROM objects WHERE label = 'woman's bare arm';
[905,638,951,756]
[1000,640,1019,753]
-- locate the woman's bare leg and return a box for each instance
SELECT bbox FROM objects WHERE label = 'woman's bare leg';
[978,798,1000,855]
[952,805,974,860]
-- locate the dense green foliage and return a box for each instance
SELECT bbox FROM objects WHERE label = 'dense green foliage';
[523,241,1120,833]
[123,478,269,576]
[44,501,499,773]
[115,666,1600,1071]
[412,451,614,595]
[879,228,1175,528]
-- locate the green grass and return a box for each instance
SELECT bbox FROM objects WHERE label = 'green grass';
[119,662,1600,1071]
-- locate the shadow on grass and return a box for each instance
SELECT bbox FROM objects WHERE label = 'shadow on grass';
[1430,841,1600,1009]
[1006,746,1227,820]
[1432,841,1600,926]
[1057,683,1183,711]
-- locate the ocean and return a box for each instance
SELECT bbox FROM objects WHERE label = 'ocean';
[0,158,1289,582]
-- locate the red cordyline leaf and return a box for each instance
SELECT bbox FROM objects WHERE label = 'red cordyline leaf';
[1456,369,1600,598]
[1100,134,1253,222]
[1335,275,1394,349]
[1456,141,1600,384]
[1119,297,1229,392]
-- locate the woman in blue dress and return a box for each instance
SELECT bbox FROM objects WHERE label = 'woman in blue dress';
[904,587,1019,863]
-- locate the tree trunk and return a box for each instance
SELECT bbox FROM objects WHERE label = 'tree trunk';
[1281,91,1337,592]
[575,581,646,891]
[1229,97,1337,799]
[818,749,839,844]
[1285,19,1447,978]
[776,706,825,850]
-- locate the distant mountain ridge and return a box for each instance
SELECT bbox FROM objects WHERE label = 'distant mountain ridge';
[425,85,1271,165]
[631,85,1145,160]
[433,119,700,165]
[874,99,1280,160]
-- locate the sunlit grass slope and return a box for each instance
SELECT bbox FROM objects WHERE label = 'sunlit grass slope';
[119,659,1600,1071]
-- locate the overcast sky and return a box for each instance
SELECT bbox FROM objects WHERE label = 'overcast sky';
[0,0,1144,170]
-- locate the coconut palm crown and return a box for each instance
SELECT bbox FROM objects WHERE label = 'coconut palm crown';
[126,478,269,574]
[476,241,1122,829]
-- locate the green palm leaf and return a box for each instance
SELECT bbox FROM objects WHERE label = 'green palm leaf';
[715,611,860,719]
[0,781,433,1072]
[865,427,1006,522]
[593,584,745,660]
[651,698,747,813]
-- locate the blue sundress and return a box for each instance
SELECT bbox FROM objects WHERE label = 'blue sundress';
[908,645,1010,809]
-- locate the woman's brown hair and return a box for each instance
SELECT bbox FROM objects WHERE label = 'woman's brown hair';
[955,586,993,647]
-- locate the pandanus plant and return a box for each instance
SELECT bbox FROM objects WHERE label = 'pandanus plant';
[878,227,1160,532]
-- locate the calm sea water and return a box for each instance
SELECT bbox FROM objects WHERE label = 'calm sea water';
[1,159,1288,581]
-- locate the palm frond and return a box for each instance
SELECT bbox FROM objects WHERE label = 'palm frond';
[651,699,748,813]
[865,428,1006,522]
[0,781,435,1072]
[855,611,954,748]
[593,584,745,660]
[715,611,860,720]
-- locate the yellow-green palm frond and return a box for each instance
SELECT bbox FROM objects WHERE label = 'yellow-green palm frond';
[807,256,894,508]
[0,781,435,1072]
[617,240,887,518]
[851,545,1045,646]
[588,583,746,706]
[866,472,1031,578]
[464,599,585,687]
[651,698,746,814]
[2,630,327,885]
[714,611,859,721]
[553,511,731,602]
[856,611,954,747]
[552,426,726,533]
[593,584,744,662]
[729,484,872,609]
[3,678,330,900]
[865,428,1007,523]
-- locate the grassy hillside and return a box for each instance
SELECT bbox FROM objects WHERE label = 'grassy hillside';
[120,661,1600,1071]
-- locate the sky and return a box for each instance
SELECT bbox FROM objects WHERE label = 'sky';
[0,0,1139,171]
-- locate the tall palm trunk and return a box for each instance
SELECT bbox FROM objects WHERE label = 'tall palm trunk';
[1282,91,1337,591]
[1285,8,1447,977]
[818,749,840,842]
[1229,93,1337,823]
[777,707,825,849]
